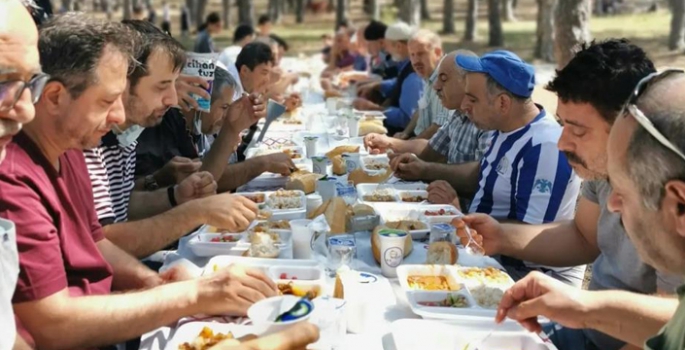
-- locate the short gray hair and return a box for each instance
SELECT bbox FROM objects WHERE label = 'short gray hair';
[447,50,477,79]
[211,65,238,103]
[626,75,685,210]
[409,29,442,49]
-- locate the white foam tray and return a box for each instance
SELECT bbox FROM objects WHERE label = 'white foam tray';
[163,322,255,350]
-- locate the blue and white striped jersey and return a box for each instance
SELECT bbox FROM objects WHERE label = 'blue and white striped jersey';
[469,109,580,224]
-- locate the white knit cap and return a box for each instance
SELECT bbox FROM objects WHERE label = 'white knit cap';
[385,21,415,41]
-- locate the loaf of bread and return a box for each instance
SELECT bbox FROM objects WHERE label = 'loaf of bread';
[426,241,458,265]
[326,145,360,159]
[285,171,322,194]
[371,225,413,264]
[348,168,392,185]
[325,197,348,234]
[359,120,387,136]
[331,155,346,175]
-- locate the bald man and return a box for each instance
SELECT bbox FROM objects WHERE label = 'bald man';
[0,1,43,349]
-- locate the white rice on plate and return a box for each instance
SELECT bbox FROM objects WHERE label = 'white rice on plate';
[267,190,303,210]
[470,286,505,309]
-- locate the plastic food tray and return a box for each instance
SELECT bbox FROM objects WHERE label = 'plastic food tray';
[397,264,516,320]
[244,145,305,160]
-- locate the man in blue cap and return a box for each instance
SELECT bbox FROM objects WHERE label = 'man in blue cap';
[420,50,585,286]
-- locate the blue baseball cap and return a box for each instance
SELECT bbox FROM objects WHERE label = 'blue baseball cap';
[456,50,536,98]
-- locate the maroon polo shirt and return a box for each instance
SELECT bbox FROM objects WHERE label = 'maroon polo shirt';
[0,132,113,342]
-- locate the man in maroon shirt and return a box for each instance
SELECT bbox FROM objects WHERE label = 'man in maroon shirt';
[0,14,278,350]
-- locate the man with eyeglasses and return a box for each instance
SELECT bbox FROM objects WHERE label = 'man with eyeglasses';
[0,0,46,349]
[465,40,683,350]
[493,70,685,350]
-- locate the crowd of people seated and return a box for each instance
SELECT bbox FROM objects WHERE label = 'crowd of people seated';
[3,1,685,349]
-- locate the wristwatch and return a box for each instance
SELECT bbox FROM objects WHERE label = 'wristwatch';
[144,174,160,191]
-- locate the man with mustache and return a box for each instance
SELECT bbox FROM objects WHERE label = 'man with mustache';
[0,0,46,348]
[0,14,279,349]
[465,39,683,350]
[84,20,265,259]
[494,70,685,350]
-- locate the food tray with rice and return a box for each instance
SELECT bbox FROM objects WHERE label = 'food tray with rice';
[397,264,517,320]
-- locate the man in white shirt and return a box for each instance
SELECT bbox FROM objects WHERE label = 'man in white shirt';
[218,24,257,69]
[0,0,43,348]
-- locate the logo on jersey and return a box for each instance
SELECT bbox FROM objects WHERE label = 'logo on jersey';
[534,179,553,193]
[496,156,510,175]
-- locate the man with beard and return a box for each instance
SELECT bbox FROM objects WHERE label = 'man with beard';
[465,40,683,350]
[493,70,685,350]
[84,20,265,259]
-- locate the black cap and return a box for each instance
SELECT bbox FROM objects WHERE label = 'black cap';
[364,20,387,41]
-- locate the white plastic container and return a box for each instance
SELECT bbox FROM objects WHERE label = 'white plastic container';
[187,233,250,257]
[356,183,400,203]
[245,145,305,160]
[419,204,463,224]
[374,202,430,240]
[265,190,307,221]
[391,319,556,350]
[397,190,429,204]
[163,322,253,350]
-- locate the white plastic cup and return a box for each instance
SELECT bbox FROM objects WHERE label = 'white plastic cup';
[342,152,361,173]
[326,98,338,114]
[290,219,314,259]
[341,272,382,334]
[306,193,323,215]
[316,178,337,202]
[348,116,361,138]
[378,228,408,278]
[311,156,329,175]
[310,297,347,348]
[304,137,318,158]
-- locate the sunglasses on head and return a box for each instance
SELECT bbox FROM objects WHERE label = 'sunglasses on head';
[621,69,685,162]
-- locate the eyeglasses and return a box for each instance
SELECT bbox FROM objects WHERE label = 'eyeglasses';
[621,69,685,162]
[0,73,50,112]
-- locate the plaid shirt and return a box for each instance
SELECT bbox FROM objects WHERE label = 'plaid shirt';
[415,69,453,135]
[428,111,491,164]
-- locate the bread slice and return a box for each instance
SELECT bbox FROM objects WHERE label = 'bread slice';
[426,241,458,265]
[348,168,392,185]
[325,197,348,234]
[331,155,346,175]
[359,120,388,136]
[308,199,331,220]
[326,145,360,159]
[285,172,322,194]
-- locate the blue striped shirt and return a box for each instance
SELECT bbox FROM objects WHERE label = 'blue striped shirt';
[469,108,580,224]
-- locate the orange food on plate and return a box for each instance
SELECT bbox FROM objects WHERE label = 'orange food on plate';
[178,326,233,350]
[406,275,456,291]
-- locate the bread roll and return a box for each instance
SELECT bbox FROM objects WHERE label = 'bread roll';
[348,168,392,185]
[331,155,346,175]
[371,225,413,264]
[326,145,360,159]
[426,241,458,265]
[325,197,348,234]
[308,199,331,220]
[285,172,322,194]
[351,203,375,216]
[359,120,387,136]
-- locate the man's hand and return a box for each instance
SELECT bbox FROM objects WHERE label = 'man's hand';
[352,98,379,111]
[227,94,266,133]
[209,322,320,350]
[176,171,218,204]
[389,153,426,181]
[197,264,278,316]
[201,193,259,232]
[496,272,595,333]
[357,82,379,98]
[159,265,195,284]
[364,133,393,154]
[258,153,297,176]
[427,180,458,205]
[394,131,410,140]
[155,156,202,187]
[176,75,211,111]
[461,213,507,256]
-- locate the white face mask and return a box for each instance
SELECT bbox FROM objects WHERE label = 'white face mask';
[112,124,145,147]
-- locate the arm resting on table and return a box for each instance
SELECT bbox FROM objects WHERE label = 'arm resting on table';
[420,161,480,198]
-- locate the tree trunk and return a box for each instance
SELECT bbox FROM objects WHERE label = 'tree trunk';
[464,0,478,41]
[238,0,254,26]
[535,0,555,62]
[370,0,381,19]
[222,0,230,29]
[420,0,431,19]
[399,0,421,26]
[329,0,335,12]
[295,0,305,23]
[669,0,685,50]
[122,0,131,19]
[185,0,195,29]
[442,0,455,34]
[501,0,516,21]
[554,0,591,69]
[196,0,208,29]
[488,0,503,46]
[593,0,604,15]
[268,0,282,24]
[336,0,347,29]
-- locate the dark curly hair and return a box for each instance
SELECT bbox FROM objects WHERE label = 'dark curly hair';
[546,39,655,124]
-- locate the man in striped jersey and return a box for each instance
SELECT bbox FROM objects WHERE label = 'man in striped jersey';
[85,20,265,259]
[465,40,683,350]
[423,50,584,286]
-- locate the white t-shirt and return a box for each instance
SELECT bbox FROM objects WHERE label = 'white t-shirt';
[0,219,19,350]
[218,45,243,71]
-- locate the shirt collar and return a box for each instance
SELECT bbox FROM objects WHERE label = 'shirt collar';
[427,68,438,84]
